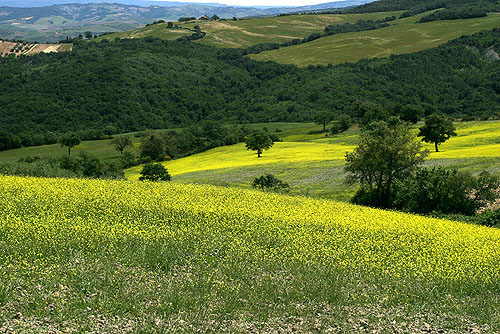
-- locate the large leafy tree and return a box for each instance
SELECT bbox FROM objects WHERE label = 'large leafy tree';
[245,130,273,158]
[418,114,457,152]
[140,133,166,161]
[345,118,428,207]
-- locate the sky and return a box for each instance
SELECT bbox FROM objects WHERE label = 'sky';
[156,0,344,7]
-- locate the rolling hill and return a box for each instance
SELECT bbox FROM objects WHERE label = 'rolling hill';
[0,1,370,42]
[122,121,500,200]
[250,11,500,66]
[103,11,401,48]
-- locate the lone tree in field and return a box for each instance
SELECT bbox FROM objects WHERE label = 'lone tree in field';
[313,110,335,132]
[418,114,457,152]
[59,134,81,156]
[245,130,273,158]
[111,135,133,155]
[139,163,171,182]
[345,118,428,208]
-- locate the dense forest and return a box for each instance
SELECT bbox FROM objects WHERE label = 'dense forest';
[347,0,500,14]
[0,28,499,143]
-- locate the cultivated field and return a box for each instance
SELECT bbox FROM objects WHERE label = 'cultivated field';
[1,175,499,332]
[0,40,71,57]
[251,12,500,66]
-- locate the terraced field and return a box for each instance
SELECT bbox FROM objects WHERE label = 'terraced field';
[1,175,500,331]
[251,12,500,66]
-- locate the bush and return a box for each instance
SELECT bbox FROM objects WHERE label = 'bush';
[252,174,290,193]
[139,163,172,182]
[476,209,500,227]
[119,151,137,168]
[393,168,499,216]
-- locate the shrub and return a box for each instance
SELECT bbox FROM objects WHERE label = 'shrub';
[476,209,500,227]
[252,174,290,193]
[139,163,172,182]
[119,151,137,168]
[393,168,499,216]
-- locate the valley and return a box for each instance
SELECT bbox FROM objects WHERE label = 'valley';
[1,0,500,331]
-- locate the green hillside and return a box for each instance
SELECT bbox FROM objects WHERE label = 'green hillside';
[1,29,499,142]
[251,12,500,66]
[2,174,500,331]
[97,12,401,48]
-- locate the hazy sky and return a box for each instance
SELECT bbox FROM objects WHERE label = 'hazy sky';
[157,0,343,7]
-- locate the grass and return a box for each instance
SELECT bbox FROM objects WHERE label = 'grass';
[96,12,401,48]
[250,12,500,66]
[125,121,500,201]
[0,136,141,165]
[94,24,192,42]
[1,175,500,332]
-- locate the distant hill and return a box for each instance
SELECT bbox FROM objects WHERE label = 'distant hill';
[0,1,371,42]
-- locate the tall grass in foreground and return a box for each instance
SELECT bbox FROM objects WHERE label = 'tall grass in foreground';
[1,175,499,332]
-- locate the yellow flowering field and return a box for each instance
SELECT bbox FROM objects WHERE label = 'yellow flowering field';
[125,141,355,180]
[2,174,500,331]
[2,175,499,282]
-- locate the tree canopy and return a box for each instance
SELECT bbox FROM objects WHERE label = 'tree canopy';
[345,119,429,207]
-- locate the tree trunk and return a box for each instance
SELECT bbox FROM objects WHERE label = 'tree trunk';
[323,123,326,132]
[257,150,262,158]
[435,141,439,152]
[68,147,71,156]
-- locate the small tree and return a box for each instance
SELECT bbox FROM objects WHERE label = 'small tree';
[167,22,174,28]
[418,114,457,152]
[139,163,171,182]
[85,31,93,39]
[313,110,334,132]
[345,118,428,207]
[111,135,133,155]
[245,130,273,158]
[140,133,166,161]
[59,134,81,156]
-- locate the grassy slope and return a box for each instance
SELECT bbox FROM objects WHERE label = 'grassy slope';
[251,12,500,66]
[95,24,192,42]
[96,12,401,48]
[1,175,500,332]
[124,121,500,200]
